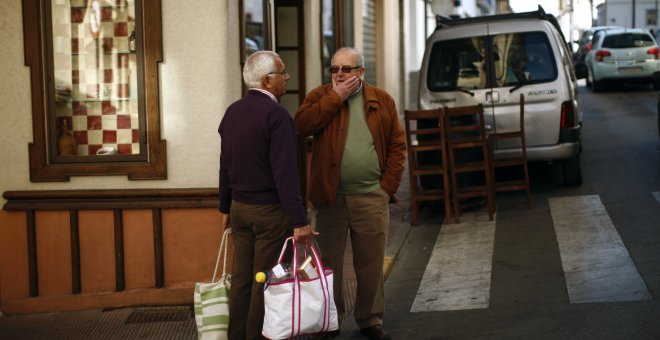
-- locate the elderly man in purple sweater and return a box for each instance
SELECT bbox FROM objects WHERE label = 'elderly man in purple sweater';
[218,50,316,340]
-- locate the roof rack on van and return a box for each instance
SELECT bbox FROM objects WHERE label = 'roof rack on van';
[435,5,567,44]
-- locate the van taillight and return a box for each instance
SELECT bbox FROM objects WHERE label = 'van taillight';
[595,50,611,62]
[648,47,660,59]
[561,101,575,128]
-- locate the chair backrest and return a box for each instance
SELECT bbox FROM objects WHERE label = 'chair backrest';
[444,104,486,142]
[404,108,445,146]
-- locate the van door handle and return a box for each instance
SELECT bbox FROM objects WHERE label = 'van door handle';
[486,91,500,103]
[484,124,493,131]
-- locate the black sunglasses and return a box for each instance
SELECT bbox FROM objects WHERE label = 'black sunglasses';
[329,65,361,74]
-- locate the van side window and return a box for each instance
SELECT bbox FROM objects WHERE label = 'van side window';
[426,37,487,92]
[494,31,557,87]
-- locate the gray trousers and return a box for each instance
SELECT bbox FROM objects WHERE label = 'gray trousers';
[313,187,389,329]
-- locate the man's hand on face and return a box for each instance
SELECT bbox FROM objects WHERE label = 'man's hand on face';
[332,76,361,102]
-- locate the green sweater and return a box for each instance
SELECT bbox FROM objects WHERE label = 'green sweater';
[338,89,381,194]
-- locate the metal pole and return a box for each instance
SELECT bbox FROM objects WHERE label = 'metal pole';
[633,0,636,28]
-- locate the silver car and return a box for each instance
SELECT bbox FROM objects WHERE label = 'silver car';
[585,28,660,91]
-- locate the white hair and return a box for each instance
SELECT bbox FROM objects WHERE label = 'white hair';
[332,47,364,67]
[243,51,280,88]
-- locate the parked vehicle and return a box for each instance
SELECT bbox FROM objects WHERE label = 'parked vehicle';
[585,28,660,91]
[418,6,583,186]
[573,26,623,79]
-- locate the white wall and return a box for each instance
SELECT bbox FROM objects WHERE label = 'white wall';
[0,0,241,204]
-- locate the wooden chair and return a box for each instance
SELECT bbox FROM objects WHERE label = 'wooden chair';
[404,108,452,225]
[444,104,495,223]
[488,93,531,208]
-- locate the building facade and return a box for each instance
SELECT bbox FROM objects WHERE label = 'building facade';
[0,0,499,314]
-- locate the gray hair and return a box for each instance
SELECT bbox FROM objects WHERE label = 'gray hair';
[243,51,280,88]
[332,47,364,67]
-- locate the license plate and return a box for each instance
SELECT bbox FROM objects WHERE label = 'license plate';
[618,66,643,73]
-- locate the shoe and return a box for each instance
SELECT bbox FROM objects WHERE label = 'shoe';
[311,329,340,340]
[359,325,391,340]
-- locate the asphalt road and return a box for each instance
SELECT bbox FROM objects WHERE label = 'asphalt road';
[341,81,660,339]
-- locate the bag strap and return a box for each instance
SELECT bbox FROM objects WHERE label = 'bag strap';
[280,237,333,336]
[212,228,232,282]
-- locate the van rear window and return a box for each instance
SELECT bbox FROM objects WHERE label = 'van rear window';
[426,31,557,92]
[493,31,557,87]
[426,37,488,92]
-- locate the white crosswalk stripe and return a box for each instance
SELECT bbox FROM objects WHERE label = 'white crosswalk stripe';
[411,211,496,312]
[549,195,651,303]
[410,194,653,313]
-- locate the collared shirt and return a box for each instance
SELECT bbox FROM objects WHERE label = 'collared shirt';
[250,88,278,103]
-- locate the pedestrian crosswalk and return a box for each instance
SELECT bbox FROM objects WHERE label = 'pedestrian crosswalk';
[549,195,651,303]
[410,194,653,313]
[410,211,496,312]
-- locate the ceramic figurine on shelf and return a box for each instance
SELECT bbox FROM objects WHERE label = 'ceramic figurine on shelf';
[57,120,76,156]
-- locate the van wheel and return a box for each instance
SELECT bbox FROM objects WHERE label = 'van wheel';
[562,155,583,187]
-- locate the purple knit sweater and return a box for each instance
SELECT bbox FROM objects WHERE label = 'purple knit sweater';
[218,90,308,228]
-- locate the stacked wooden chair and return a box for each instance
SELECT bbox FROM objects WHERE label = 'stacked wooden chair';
[403,108,452,225]
[444,104,495,223]
[488,93,531,208]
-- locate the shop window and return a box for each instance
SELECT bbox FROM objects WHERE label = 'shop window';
[23,0,166,181]
[241,0,271,61]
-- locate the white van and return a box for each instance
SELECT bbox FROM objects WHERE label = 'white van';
[418,7,583,186]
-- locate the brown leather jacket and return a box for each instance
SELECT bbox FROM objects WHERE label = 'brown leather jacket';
[295,82,406,204]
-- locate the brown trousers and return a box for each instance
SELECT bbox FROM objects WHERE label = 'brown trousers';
[227,201,292,340]
[313,187,389,329]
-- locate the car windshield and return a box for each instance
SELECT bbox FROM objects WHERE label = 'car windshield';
[602,33,654,48]
[426,31,557,92]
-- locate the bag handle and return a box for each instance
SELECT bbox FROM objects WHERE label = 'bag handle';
[276,237,333,336]
[212,228,232,282]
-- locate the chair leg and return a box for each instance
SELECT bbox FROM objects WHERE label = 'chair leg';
[411,201,419,225]
[524,163,532,209]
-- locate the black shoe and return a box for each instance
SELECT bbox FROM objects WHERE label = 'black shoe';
[311,329,340,340]
[360,325,391,340]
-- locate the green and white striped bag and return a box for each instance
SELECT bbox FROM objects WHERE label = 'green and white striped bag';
[194,228,231,340]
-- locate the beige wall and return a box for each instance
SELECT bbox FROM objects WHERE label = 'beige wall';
[0,0,241,205]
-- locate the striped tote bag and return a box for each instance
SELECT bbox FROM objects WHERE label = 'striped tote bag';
[194,228,232,340]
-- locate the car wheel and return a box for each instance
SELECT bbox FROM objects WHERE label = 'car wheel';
[562,154,583,187]
[653,79,660,91]
[593,79,605,92]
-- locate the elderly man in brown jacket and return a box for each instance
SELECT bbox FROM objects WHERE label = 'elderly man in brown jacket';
[294,47,405,340]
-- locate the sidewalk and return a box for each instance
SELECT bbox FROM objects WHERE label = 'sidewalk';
[0,173,413,339]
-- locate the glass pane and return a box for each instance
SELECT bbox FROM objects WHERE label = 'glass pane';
[602,33,654,48]
[279,50,299,91]
[426,37,487,92]
[280,93,299,116]
[276,7,298,48]
[51,0,140,157]
[492,32,557,87]
[322,0,334,83]
[245,0,266,57]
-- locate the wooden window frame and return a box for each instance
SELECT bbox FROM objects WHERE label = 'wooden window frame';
[23,0,166,182]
